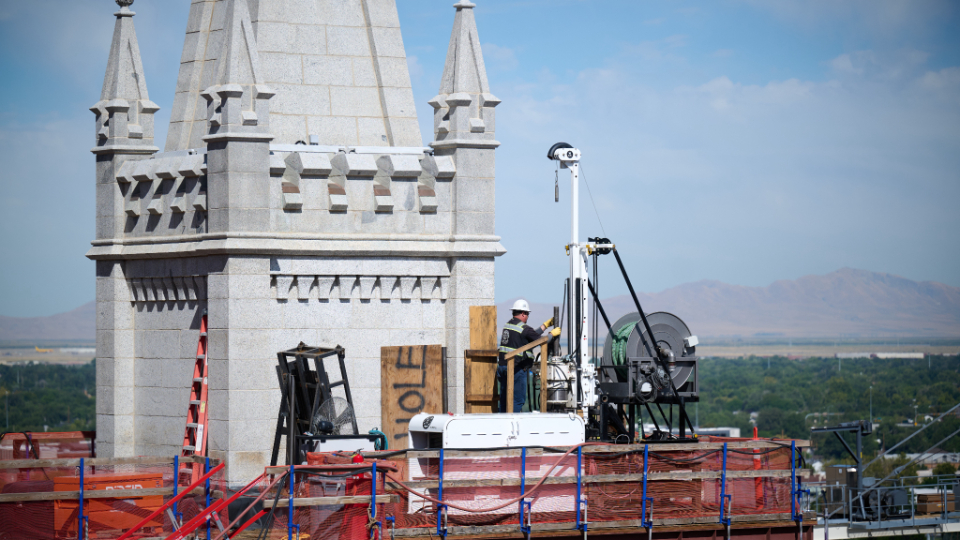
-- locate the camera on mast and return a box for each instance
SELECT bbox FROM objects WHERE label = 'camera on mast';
[547,142,580,163]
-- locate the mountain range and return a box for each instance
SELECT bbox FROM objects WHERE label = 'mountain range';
[498,268,960,338]
[2,269,958,342]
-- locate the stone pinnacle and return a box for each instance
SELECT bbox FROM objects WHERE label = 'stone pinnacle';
[116,0,134,7]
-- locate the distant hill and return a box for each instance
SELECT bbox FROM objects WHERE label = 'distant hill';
[0,301,95,342]
[4,269,958,342]
[498,268,960,338]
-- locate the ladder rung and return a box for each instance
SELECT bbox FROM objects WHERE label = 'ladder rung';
[189,400,203,405]
[200,332,207,337]
[329,381,345,388]
[197,354,206,360]
[183,445,196,451]
[193,377,203,383]
[186,423,200,428]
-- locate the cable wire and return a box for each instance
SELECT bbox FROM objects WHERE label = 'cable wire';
[580,164,606,237]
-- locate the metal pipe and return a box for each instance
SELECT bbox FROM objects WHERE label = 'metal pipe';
[586,279,612,334]
[611,248,657,358]
[829,424,960,519]
[861,401,960,472]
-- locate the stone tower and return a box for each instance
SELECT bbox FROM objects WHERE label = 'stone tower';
[90,0,502,482]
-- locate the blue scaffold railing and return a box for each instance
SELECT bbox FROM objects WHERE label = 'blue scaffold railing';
[172,456,183,528]
[370,462,382,540]
[288,462,299,540]
[205,457,212,540]
[790,441,809,524]
[436,448,448,538]
[78,457,87,540]
[719,443,732,528]
[520,447,532,535]
[575,446,587,532]
[642,445,654,537]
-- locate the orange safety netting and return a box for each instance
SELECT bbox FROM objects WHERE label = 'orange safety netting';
[0,460,227,540]
[245,437,799,540]
[0,437,799,540]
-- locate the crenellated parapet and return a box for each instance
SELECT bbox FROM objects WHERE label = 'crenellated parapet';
[89,144,468,251]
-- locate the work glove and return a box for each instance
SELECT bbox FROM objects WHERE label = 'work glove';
[550,327,562,337]
[541,317,555,328]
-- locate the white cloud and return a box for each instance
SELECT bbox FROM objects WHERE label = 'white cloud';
[489,46,960,302]
[406,54,424,82]
[918,66,960,92]
[829,49,930,82]
[482,43,519,71]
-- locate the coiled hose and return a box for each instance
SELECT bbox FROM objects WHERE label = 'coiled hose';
[609,322,636,366]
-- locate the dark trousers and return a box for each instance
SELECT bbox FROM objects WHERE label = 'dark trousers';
[496,364,528,413]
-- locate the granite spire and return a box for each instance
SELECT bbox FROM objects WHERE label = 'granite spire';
[90,0,159,152]
[202,0,274,142]
[430,0,500,149]
[166,0,422,150]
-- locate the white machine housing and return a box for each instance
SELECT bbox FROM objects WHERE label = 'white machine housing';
[406,413,585,515]
[408,412,585,449]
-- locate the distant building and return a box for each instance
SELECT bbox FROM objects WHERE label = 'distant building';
[835,352,924,359]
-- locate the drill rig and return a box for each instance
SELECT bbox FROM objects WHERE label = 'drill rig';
[544,143,699,443]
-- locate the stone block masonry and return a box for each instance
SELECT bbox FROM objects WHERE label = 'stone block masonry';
[90,0,502,484]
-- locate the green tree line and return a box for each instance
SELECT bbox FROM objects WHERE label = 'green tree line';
[0,361,95,433]
[1,356,959,464]
[696,355,960,460]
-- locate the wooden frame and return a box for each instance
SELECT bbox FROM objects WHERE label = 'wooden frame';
[502,335,550,413]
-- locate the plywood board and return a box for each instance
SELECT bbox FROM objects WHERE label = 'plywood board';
[465,306,499,413]
[381,345,443,450]
[464,350,499,413]
[469,306,498,349]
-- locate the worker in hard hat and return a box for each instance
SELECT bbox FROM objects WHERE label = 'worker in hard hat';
[497,299,561,413]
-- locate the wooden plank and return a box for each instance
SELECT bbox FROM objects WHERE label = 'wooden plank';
[580,440,810,452]
[503,336,550,360]
[0,487,172,503]
[540,343,548,412]
[381,345,444,450]
[274,494,398,508]
[506,356,514,413]
[0,486,222,504]
[388,467,804,490]
[406,448,542,459]
[464,349,498,357]
[466,306,498,414]
[463,349,499,415]
[393,514,803,537]
[0,455,181,470]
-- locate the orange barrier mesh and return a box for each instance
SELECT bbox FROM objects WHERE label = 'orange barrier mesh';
[0,460,227,540]
[243,437,798,540]
[0,438,796,540]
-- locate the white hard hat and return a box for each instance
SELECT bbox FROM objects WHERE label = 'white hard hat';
[511,299,531,313]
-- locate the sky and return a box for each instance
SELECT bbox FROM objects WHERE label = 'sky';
[0,0,958,317]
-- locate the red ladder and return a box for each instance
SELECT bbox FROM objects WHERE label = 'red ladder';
[179,312,209,485]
